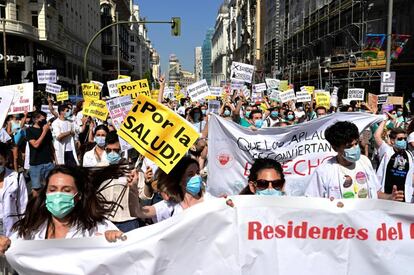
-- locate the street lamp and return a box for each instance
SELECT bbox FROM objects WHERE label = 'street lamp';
[83,18,180,81]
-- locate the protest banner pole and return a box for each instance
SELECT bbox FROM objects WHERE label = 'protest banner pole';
[83,19,175,81]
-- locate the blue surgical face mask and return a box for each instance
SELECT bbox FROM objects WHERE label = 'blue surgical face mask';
[46,192,76,219]
[193,112,201,123]
[106,151,121,164]
[186,175,202,196]
[287,114,294,121]
[343,145,361,163]
[201,110,206,115]
[270,111,279,118]
[94,136,106,147]
[397,111,403,117]
[224,109,231,117]
[245,111,251,118]
[64,110,72,119]
[395,140,407,150]
[256,188,284,196]
[255,119,264,128]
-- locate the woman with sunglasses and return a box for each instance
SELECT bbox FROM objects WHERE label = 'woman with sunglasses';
[239,158,286,196]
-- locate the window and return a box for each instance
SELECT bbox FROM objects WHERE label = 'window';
[16,5,20,20]
[130,46,135,53]
[31,11,38,27]
[0,0,5,19]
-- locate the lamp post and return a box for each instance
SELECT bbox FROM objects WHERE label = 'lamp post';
[2,18,7,81]
[385,0,394,72]
[83,18,179,81]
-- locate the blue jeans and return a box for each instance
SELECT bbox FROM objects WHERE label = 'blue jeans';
[113,219,140,233]
[29,162,55,190]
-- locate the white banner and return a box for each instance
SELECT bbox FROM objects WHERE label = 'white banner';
[210,87,222,97]
[348,88,365,101]
[37,69,57,84]
[265,78,280,89]
[279,89,296,103]
[207,113,383,196]
[186,79,211,101]
[253,83,267,93]
[45,83,61,95]
[3,83,34,115]
[6,196,414,275]
[106,95,133,151]
[295,91,312,103]
[230,62,255,83]
[107,78,131,98]
[0,92,14,127]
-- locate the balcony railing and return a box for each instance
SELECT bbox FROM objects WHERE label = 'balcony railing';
[1,19,39,40]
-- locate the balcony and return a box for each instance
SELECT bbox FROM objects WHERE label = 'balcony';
[1,19,39,41]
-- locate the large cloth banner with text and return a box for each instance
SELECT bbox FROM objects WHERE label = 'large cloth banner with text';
[207,113,383,196]
[6,197,414,275]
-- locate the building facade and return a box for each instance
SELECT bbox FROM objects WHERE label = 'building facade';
[180,70,195,88]
[202,28,214,85]
[168,54,181,86]
[211,2,230,86]
[0,0,102,91]
[194,46,202,81]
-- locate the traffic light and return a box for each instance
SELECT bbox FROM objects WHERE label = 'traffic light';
[171,17,181,36]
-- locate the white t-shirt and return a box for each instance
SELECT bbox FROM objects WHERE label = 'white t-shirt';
[408,132,414,144]
[0,128,11,143]
[10,220,118,240]
[305,155,381,199]
[83,146,108,167]
[51,118,74,152]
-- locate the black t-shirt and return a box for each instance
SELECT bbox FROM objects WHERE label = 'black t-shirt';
[384,150,409,202]
[26,126,54,165]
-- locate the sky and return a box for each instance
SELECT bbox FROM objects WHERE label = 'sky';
[136,0,224,76]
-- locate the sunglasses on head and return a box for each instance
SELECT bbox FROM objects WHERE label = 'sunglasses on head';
[254,179,285,190]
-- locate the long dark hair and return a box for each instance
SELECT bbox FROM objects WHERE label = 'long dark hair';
[13,165,114,239]
[156,157,200,202]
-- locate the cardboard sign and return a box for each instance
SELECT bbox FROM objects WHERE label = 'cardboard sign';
[118,95,199,173]
[41,105,58,121]
[0,92,14,127]
[253,83,267,93]
[5,83,34,115]
[378,94,388,105]
[90,81,104,93]
[106,95,133,151]
[269,89,280,102]
[251,91,263,102]
[265,78,280,89]
[118,75,130,79]
[81,83,101,101]
[45,83,61,95]
[208,100,221,115]
[315,91,331,110]
[230,62,255,83]
[83,100,108,121]
[296,91,312,103]
[118,79,150,100]
[209,87,222,97]
[331,87,339,107]
[368,93,378,111]
[300,86,315,95]
[348,88,365,101]
[107,78,131,98]
[279,89,296,103]
[230,80,244,90]
[186,79,211,101]
[342,98,353,105]
[151,90,160,101]
[387,96,403,106]
[56,91,69,102]
[37,69,57,84]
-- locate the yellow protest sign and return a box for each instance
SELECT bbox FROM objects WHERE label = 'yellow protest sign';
[279,80,289,91]
[83,100,109,121]
[81,83,101,101]
[315,91,331,110]
[151,90,160,101]
[117,79,151,100]
[56,91,69,102]
[118,95,199,173]
[118,75,130,79]
[175,83,181,92]
[304,86,315,95]
[387,96,403,106]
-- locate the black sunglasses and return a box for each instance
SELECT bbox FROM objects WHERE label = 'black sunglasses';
[105,148,121,154]
[396,137,407,141]
[254,179,285,190]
